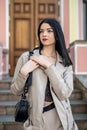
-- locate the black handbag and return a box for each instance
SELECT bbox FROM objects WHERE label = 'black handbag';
[15,51,33,122]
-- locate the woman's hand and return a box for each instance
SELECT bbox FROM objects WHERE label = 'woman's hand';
[20,60,39,76]
[30,55,56,69]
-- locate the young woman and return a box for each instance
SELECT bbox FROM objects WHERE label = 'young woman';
[11,18,78,130]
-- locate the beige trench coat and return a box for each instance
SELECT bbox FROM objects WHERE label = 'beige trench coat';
[11,49,78,130]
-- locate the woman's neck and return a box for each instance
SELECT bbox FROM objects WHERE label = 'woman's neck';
[41,46,56,57]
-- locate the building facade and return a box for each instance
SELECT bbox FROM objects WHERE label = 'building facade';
[0,0,87,79]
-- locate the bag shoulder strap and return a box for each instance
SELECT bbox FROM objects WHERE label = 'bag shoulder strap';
[23,51,33,97]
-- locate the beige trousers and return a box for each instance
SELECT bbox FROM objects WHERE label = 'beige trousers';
[42,108,63,130]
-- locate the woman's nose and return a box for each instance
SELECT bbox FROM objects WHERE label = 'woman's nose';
[43,31,47,36]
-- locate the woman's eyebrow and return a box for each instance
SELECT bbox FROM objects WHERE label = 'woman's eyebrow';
[40,27,53,30]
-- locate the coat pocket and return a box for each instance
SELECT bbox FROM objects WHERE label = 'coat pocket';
[24,120,41,130]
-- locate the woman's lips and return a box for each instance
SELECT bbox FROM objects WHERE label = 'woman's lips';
[42,38,48,41]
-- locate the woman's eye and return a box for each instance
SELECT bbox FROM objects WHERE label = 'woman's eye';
[40,29,53,34]
[40,30,43,33]
[48,29,53,32]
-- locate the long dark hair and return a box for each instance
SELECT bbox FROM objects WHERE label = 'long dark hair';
[37,18,72,66]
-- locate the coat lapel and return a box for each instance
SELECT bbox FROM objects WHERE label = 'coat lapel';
[31,66,47,127]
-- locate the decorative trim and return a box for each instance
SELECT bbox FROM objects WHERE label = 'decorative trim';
[75,44,77,74]
[75,44,87,75]
[6,0,9,48]
[5,0,9,74]
[70,42,87,75]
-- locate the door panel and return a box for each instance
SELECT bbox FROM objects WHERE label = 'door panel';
[34,0,59,47]
[15,19,31,49]
[10,0,34,76]
[10,0,59,76]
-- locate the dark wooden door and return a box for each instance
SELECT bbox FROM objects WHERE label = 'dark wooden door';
[10,0,59,76]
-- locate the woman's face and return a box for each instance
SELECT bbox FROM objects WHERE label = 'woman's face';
[39,23,56,46]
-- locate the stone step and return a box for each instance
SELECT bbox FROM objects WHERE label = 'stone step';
[70,89,82,100]
[0,115,15,123]
[0,82,11,90]
[0,101,17,115]
[0,115,23,130]
[0,114,87,130]
[71,100,87,113]
[0,90,20,101]
[74,114,87,130]
[0,77,12,90]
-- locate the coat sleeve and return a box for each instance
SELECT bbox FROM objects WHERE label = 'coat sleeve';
[44,64,73,100]
[11,53,29,95]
